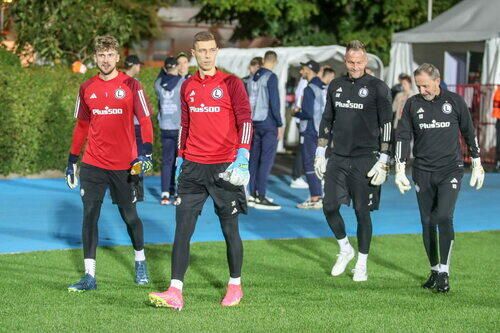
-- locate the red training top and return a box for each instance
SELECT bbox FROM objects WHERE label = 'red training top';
[70,72,154,170]
[178,69,253,164]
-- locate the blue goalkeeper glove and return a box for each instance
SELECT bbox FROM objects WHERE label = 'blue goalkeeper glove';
[131,143,153,177]
[175,157,184,185]
[65,153,79,189]
[219,148,250,186]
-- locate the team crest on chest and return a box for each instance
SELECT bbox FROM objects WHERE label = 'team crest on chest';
[211,87,223,99]
[114,88,126,99]
[442,102,452,114]
[358,87,369,98]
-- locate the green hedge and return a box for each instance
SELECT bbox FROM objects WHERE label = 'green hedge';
[0,65,166,175]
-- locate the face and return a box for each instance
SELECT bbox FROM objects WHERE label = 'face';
[415,73,441,101]
[322,72,335,85]
[177,56,189,76]
[299,67,307,79]
[191,40,218,72]
[94,49,119,76]
[401,79,412,91]
[249,65,259,75]
[344,50,368,79]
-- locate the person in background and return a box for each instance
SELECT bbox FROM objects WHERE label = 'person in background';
[176,52,191,79]
[392,74,414,130]
[292,60,325,209]
[391,73,407,100]
[154,57,183,205]
[290,66,309,189]
[124,55,145,156]
[247,51,283,210]
[493,86,500,172]
[243,57,263,88]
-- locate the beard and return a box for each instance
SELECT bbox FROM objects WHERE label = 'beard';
[98,63,116,76]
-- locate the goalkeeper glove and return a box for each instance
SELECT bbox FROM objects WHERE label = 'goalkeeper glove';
[219,148,250,186]
[131,143,153,177]
[394,162,411,194]
[470,157,485,190]
[314,146,327,180]
[367,153,389,186]
[65,153,79,189]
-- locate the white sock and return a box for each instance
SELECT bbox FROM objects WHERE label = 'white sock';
[431,265,439,271]
[84,258,96,277]
[161,192,169,198]
[439,264,449,274]
[170,279,183,291]
[337,237,353,253]
[135,249,145,261]
[356,253,368,267]
[229,277,241,285]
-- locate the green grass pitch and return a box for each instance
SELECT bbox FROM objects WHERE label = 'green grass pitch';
[1,231,498,332]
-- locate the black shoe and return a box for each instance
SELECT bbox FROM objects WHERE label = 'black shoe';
[422,270,438,289]
[253,195,281,210]
[435,272,450,293]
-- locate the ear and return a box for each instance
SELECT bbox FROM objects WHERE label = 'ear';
[191,48,195,57]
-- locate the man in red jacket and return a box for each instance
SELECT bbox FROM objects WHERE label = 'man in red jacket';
[65,35,155,292]
[149,32,253,310]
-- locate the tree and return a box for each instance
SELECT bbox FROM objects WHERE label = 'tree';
[10,0,174,64]
[194,0,461,64]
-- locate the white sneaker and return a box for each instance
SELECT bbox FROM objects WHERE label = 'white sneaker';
[331,248,355,276]
[247,195,256,207]
[352,264,368,282]
[290,177,309,189]
[296,198,323,209]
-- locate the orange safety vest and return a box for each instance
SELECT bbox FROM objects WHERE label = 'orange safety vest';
[493,87,500,119]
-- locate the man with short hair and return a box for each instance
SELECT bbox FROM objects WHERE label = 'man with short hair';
[176,52,191,79]
[124,55,145,155]
[154,57,182,205]
[149,31,252,310]
[394,63,485,293]
[315,40,393,282]
[65,36,154,291]
[247,50,283,210]
[292,60,325,209]
[321,68,336,87]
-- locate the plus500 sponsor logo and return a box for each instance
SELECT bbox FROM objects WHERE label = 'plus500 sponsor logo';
[335,100,364,110]
[419,120,450,129]
[189,105,221,113]
[92,108,123,115]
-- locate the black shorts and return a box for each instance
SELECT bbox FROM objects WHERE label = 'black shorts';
[177,160,247,218]
[323,153,381,211]
[412,166,463,219]
[79,163,144,205]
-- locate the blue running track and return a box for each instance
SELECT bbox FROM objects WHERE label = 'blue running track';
[1,174,499,253]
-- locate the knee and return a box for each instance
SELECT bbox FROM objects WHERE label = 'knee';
[119,205,140,225]
[354,209,371,224]
[433,212,453,227]
[323,204,341,215]
[220,217,238,238]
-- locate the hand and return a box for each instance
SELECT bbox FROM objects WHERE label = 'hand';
[470,157,485,190]
[367,153,389,186]
[131,154,153,177]
[277,126,284,141]
[65,153,79,189]
[219,148,250,186]
[394,162,411,194]
[291,107,300,115]
[314,146,327,180]
[175,157,184,185]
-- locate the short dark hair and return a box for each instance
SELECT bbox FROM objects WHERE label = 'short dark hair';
[323,68,336,76]
[414,63,440,80]
[264,51,277,62]
[346,40,366,54]
[193,31,217,48]
[250,56,263,67]
[399,74,412,85]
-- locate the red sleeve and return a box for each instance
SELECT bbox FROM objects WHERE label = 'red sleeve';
[226,75,253,151]
[177,80,190,158]
[70,119,90,155]
[74,86,90,121]
[126,78,153,119]
[138,116,153,144]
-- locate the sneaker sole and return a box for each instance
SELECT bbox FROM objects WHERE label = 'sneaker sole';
[290,185,309,189]
[67,287,95,292]
[135,279,149,285]
[148,294,183,310]
[253,204,281,210]
[247,202,255,207]
[296,205,323,209]
[353,277,368,282]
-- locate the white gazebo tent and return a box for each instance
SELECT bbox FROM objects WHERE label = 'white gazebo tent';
[192,45,384,146]
[387,0,500,87]
[387,0,500,159]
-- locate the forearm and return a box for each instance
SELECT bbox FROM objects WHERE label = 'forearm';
[70,120,90,156]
